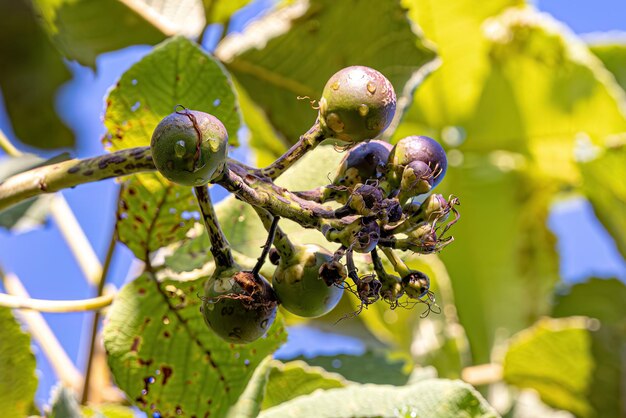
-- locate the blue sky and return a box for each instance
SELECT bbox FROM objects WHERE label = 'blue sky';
[1,0,626,410]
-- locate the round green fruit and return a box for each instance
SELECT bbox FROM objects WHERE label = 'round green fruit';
[151,109,228,186]
[319,66,396,144]
[272,244,344,317]
[201,268,278,344]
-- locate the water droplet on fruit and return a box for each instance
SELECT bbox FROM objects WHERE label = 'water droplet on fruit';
[367,81,377,94]
[331,81,340,91]
[174,140,186,157]
[326,112,344,133]
[358,104,369,117]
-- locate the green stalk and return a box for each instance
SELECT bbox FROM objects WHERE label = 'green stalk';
[257,120,326,179]
[0,146,155,212]
[381,247,411,277]
[194,185,236,270]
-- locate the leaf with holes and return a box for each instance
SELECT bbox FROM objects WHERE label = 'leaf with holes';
[103,273,286,417]
[31,0,204,67]
[116,172,197,261]
[104,35,241,152]
[217,0,435,148]
[258,378,499,418]
[0,307,38,418]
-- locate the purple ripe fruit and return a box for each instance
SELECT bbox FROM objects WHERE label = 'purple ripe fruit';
[151,109,228,186]
[319,66,396,144]
[388,136,447,190]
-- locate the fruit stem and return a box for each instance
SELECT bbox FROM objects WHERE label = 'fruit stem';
[0,290,114,312]
[252,206,296,261]
[257,120,326,179]
[370,248,389,279]
[252,214,279,275]
[0,146,155,212]
[194,185,236,270]
[381,247,411,277]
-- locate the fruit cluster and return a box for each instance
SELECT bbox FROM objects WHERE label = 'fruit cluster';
[150,66,459,344]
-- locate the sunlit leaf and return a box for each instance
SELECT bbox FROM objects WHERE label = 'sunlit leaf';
[116,172,196,261]
[579,142,626,258]
[217,0,436,149]
[258,378,499,418]
[0,307,38,418]
[292,352,408,386]
[503,317,596,418]
[0,0,73,149]
[82,404,135,418]
[438,158,559,364]
[204,0,252,24]
[551,278,626,418]
[104,36,241,152]
[262,360,346,409]
[103,272,286,416]
[31,0,204,67]
[398,0,523,139]
[590,40,626,93]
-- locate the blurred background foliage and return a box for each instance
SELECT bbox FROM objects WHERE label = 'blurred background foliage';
[0,0,625,417]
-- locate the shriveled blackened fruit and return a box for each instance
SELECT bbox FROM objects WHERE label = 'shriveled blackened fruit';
[319,66,396,144]
[401,270,431,299]
[201,267,278,344]
[273,244,344,317]
[332,140,394,188]
[388,136,447,189]
[151,109,228,186]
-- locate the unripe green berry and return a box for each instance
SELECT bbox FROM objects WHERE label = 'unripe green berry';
[201,268,277,344]
[319,66,396,144]
[272,244,343,317]
[151,109,228,186]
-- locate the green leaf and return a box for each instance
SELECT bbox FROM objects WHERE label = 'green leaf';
[103,272,287,416]
[116,172,196,261]
[234,77,288,167]
[218,0,436,148]
[204,0,252,24]
[0,153,70,232]
[262,360,347,410]
[292,352,408,386]
[258,378,499,418]
[590,41,626,93]
[579,142,626,258]
[82,404,135,418]
[49,385,81,418]
[104,36,241,151]
[439,158,560,364]
[0,307,38,418]
[31,0,204,67]
[0,0,73,149]
[552,277,626,325]
[398,0,523,139]
[503,317,596,418]
[551,278,626,418]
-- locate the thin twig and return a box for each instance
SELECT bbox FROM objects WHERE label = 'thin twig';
[1,271,84,392]
[81,223,118,404]
[0,292,113,312]
[252,216,279,275]
[0,129,20,156]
